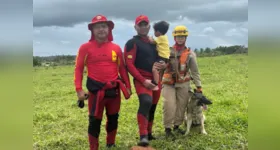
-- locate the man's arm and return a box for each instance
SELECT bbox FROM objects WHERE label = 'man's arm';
[189,52,202,91]
[124,40,146,83]
[116,47,131,90]
[74,44,88,92]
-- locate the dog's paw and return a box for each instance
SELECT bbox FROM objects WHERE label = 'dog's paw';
[185,131,190,136]
[201,131,207,135]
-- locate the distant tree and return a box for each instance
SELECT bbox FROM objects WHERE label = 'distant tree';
[205,47,211,53]
[211,50,222,56]
[194,48,199,55]
[33,56,41,66]
[200,48,204,54]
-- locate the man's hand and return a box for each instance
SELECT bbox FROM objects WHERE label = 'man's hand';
[148,36,155,44]
[143,79,156,90]
[154,61,167,70]
[77,90,88,100]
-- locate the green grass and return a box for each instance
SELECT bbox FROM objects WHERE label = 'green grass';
[33,54,248,150]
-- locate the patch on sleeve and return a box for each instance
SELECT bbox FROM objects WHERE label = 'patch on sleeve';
[127,55,133,59]
[112,50,117,62]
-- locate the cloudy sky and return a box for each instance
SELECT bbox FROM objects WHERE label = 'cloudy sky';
[33,0,248,56]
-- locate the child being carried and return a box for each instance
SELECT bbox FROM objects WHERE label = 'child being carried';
[149,21,170,91]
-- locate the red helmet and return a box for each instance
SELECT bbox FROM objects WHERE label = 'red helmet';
[88,15,114,41]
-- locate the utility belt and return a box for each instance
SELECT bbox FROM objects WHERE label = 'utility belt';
[162,72,191,85]
[86,76,130,99]
[86,77,119,98]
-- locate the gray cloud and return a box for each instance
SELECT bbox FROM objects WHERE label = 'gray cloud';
[33,0,248,27]
[33,19,248,56]
[33,0,248,56]
[1,0,33,46]
[184,1,248,23]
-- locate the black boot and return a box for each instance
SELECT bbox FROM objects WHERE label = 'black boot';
[165,128,175,139]
[173,125,186,135]
[137,135,149,147]
[148,133,156,141]
[106,144,116,148]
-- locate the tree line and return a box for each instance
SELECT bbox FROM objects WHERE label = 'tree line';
[192,45,248,57]
[33,55,76,67]
[33,45,248,67]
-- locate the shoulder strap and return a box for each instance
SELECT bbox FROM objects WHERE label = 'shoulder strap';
[186,48,191,64]
[185,48,192,71]
[179,48,190,64]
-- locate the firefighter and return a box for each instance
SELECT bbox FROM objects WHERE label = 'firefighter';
[124,15,166,146]
[74,15,132,150]
[161,25,202,138]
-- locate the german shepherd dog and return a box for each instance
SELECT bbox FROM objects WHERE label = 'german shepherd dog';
[184,89,212,135]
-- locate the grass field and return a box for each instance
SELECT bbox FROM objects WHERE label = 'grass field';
[33,54,248,150]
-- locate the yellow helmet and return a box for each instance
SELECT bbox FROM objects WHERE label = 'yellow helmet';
[172,25,189,37]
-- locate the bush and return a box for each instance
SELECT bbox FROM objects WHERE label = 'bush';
[33,57,41,66]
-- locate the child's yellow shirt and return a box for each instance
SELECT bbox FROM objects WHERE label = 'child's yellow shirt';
[154,35,170,59]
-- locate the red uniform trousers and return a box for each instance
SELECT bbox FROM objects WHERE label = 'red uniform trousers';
[87,84,121,150]
[133,79,161,139]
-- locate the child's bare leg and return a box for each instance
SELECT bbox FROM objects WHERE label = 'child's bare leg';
[157,60,166,83]
[152,67,159,85]
[151,64,159,91]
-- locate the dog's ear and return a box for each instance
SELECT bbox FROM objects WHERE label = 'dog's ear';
[201,96,213,105]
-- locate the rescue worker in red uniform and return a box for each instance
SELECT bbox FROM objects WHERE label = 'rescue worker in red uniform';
[74,15,132,150]
[124,15,166,147]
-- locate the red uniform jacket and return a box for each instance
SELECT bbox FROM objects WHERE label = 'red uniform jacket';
[124,35,158,83]
[74,40,131,92]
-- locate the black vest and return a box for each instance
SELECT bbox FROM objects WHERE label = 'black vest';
[133,36,158,73]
